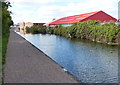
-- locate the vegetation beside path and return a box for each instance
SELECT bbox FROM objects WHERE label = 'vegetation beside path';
[1,0,13,83]
[2,0,13,64]
[25,20,120,45]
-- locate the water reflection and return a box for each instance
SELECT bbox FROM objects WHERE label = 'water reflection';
[21,33,118,83]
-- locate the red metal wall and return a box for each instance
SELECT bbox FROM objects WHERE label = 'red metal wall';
[81,11,117,22]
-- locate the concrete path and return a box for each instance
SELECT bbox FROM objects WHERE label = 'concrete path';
[3,31,78,83]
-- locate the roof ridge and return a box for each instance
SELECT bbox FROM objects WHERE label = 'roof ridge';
[48,10,117,25]
[60,11,100,19]
[52,11,100,22]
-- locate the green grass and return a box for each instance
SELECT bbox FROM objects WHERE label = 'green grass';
[2,33,9,64]
[0,36,2,83]
[0,33,9,83]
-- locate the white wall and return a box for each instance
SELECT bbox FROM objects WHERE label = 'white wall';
[62,24,73,27]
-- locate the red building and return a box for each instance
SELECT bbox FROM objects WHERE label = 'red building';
[48,11,117,26]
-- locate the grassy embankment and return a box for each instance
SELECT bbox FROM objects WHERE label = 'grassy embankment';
[25,20,120,45]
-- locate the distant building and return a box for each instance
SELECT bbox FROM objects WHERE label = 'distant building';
[25,22,33,28]
[18,22,33,34]
[115,20,120,25]
[47,11,117,27]
[19,22,25,34]
[33,23,45,26]
[18,22,45,33]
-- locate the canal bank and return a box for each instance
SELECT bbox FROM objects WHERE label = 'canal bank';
[3,31,79,83]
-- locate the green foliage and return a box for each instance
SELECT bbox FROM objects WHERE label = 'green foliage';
[25,25,47,34]
[1,1,13,83]
[2,33,9,64]
[25,20,120,45]
[25,26,31,33]
[2,1,13,64]
[51,20,120,44]
[46,27,54,34]
[2,1,13,35]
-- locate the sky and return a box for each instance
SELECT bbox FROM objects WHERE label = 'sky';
[8,0,119,24]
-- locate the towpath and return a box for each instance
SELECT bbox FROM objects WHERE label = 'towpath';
[3,31,78,83]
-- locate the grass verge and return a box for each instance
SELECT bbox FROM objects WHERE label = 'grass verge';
[2,33,9,64]
[1,33,9,83]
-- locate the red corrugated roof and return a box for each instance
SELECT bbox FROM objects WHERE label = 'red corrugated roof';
[48,11,117,25]
[49,11,99,25]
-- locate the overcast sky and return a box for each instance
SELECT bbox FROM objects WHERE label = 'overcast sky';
[9,0,119,24]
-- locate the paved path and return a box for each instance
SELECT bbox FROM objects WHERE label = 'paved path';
[3,31,78,83]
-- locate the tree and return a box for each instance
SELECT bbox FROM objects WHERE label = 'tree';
[2,0,13,64]
[2,0,13,35]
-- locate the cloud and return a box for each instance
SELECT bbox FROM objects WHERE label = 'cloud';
[37,0,119,22]
[9,0,56,8]
[9,0,55,4]
[9,0,119,23]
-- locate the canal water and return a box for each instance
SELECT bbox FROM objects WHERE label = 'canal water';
[18,32,118,83]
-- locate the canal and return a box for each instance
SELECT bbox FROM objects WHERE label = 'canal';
[18,32,118,83]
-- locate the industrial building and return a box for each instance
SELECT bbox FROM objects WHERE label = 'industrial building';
[47,11,117,27]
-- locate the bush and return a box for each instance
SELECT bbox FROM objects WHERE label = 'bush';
[2,1,13,64]
[51,20,120,44]
[25,20,120,44]
[25,26,31,33]
[25,25,47,34]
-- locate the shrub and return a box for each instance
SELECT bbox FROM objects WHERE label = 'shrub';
[25,26,31,33]
[25,20,120,44]
[25,25,47,34]
[51,20,120,44]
